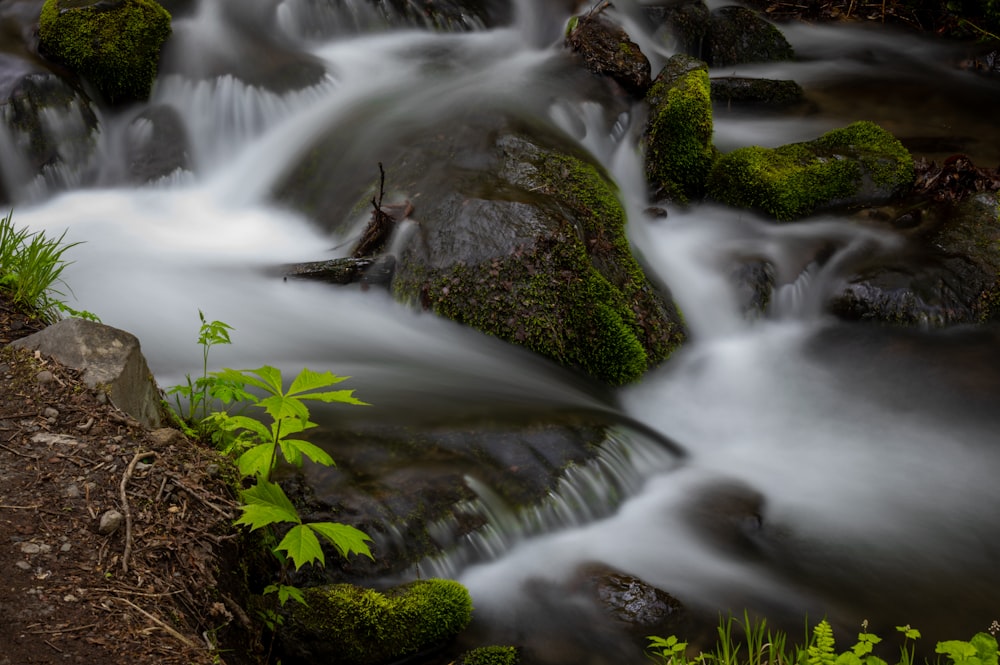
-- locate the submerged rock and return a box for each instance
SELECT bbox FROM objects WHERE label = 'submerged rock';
[707,120,914,221]
[124,104,190,182]
[642,0,712,60]
[574,564,688,640]
[643,54,716,204]
[710,76,804,107]
[38,0,172,104]
[279,579,473,665]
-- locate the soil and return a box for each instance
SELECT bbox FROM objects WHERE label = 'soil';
[0,295,262,665]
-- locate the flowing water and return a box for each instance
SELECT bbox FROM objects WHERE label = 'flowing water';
[8,0,1000,660]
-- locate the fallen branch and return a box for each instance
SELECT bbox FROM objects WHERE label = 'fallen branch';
[113,597,199,649]
[120,451,156,575]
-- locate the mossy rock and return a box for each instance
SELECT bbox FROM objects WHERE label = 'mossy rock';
[38,0,172,104]
[706,6,794,67]
[565,12,651,97]
[710,76,804,107]
[643,54,716,204]
[706,120,914,221]
[459,645,521,665]
[280,579,473,665]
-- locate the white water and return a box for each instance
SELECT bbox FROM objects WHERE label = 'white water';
[8,0,1000,659]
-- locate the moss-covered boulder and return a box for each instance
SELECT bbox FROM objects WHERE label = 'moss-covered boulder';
[706,121,915,221]
[831,193,1000,325]
[279,579,473,665]
[458,645,521,665]
[643,54,716,204]
[642,0,712,60]
[710,76,804,108]
[38,0,172,104]
[705,6,794,67]
[565,12,651,97]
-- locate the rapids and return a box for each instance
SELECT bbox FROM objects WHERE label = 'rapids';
[7,0,1000,661]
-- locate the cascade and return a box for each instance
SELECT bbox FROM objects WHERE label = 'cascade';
[6,0,1000,659]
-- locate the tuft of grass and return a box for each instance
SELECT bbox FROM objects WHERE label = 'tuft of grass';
[0,209,89,323]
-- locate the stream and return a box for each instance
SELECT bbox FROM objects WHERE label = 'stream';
[7,0,1000,661]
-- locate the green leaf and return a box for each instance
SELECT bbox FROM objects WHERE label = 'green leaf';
[298,389,370,406]
[279,438,335,468]
[263,583,308,608]
[288,368,348,395]
[245,365,285,396]
[937,641,982,664]
[971,633,999,665]
[308,521,374,560]
[837,653,863,665]
[236,441,277,477]
[219,414,271,441]
[258,393,310,424]
[235,479,301,530]
[896,626,922,641]
[276,524,325,570]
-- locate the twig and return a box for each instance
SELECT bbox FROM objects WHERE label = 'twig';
[0,504,40,510]
[43,639,63,653]
[0,442,38,458]
[121,451,156,575]
[29,623,99,635]
[163,472,236,518]
[113,597,199,649]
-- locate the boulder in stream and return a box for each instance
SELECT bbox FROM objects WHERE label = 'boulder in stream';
[38,0,173,105]
[705,6,795,67]
[643,54,716,204]
[278,578,472,665]
[707,120,915,221]
[565,10,652,98]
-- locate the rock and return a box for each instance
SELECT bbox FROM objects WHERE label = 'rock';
[707,121,915,221]
[278,579,473,665]
[705,6,794,68]
[11,319,167,428]
[38,0,173,105]
[124,104,191,183]
[643,0,712,60]
[15,560,32,571]
[456,646,520,665]
[710,76,804,107]
[643,54,716,204]
[98,510,123,534]
[830,193,1000,325]
[0,69,100,205]
[574,564,688,639]
[565,11,652,97]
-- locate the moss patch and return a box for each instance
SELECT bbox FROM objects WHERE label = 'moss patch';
[706,120,914,221]
[284,579,473,665]
[38,0,172,104]
[644,55,716,204]
[460,645,521,665]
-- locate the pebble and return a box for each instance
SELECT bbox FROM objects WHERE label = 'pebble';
[98,510,124,535]
[66,484,81,499]
[15,561,32,571]
[60,543,72,553]
[42,407,59,420]
[20,542,41,555]
[35,370,55,385]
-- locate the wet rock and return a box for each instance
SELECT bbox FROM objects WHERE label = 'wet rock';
[565,11,652,97]
[705,6,795,67]
[643,0,712,60]
[643,54,716,203]
[831,193,1000,325]
[574,564,687,639]
[0,70,100,204]
[710,76,804,107]
[124,105,191,183]
[707,121,914,221]
[38,0,172,104]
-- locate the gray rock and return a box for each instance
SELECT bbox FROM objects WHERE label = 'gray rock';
[706,6,794,67]
[11,319,167,428]
[99,509,124,535]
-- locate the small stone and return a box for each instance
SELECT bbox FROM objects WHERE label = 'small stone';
[98,510,124,535]
[205,463,220,477]
[43,407,59,420]
[15,560,32,571]
[60,543,72,553]
[36,370,55,385]
[63,594,79,603]
[66,484,81,499]
[20,542,41,555]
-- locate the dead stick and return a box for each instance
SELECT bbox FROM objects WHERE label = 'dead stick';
[0,504,40,510]
[120,451,156,575]
[0,442,38,458]
[113,597,199,649]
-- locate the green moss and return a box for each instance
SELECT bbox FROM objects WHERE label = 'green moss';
[287,579,472,665]
[644,59,716,204]
[461,645,520,665]
[706,121,913,221]
[38,0,172,104]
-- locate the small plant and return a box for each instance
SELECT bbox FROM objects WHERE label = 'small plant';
[0,209,89,323]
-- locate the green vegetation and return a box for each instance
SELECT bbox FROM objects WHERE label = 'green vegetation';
[283,579,473,665]
[644,55,716,204]
[38,0,172,104]
[168,314,372,629]
[706,121,914,221]
[0,209,95,323]
[647,614,998,665]
[460,645,520,665]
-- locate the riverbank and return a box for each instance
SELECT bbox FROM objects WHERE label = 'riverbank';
[0,293,257,665]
